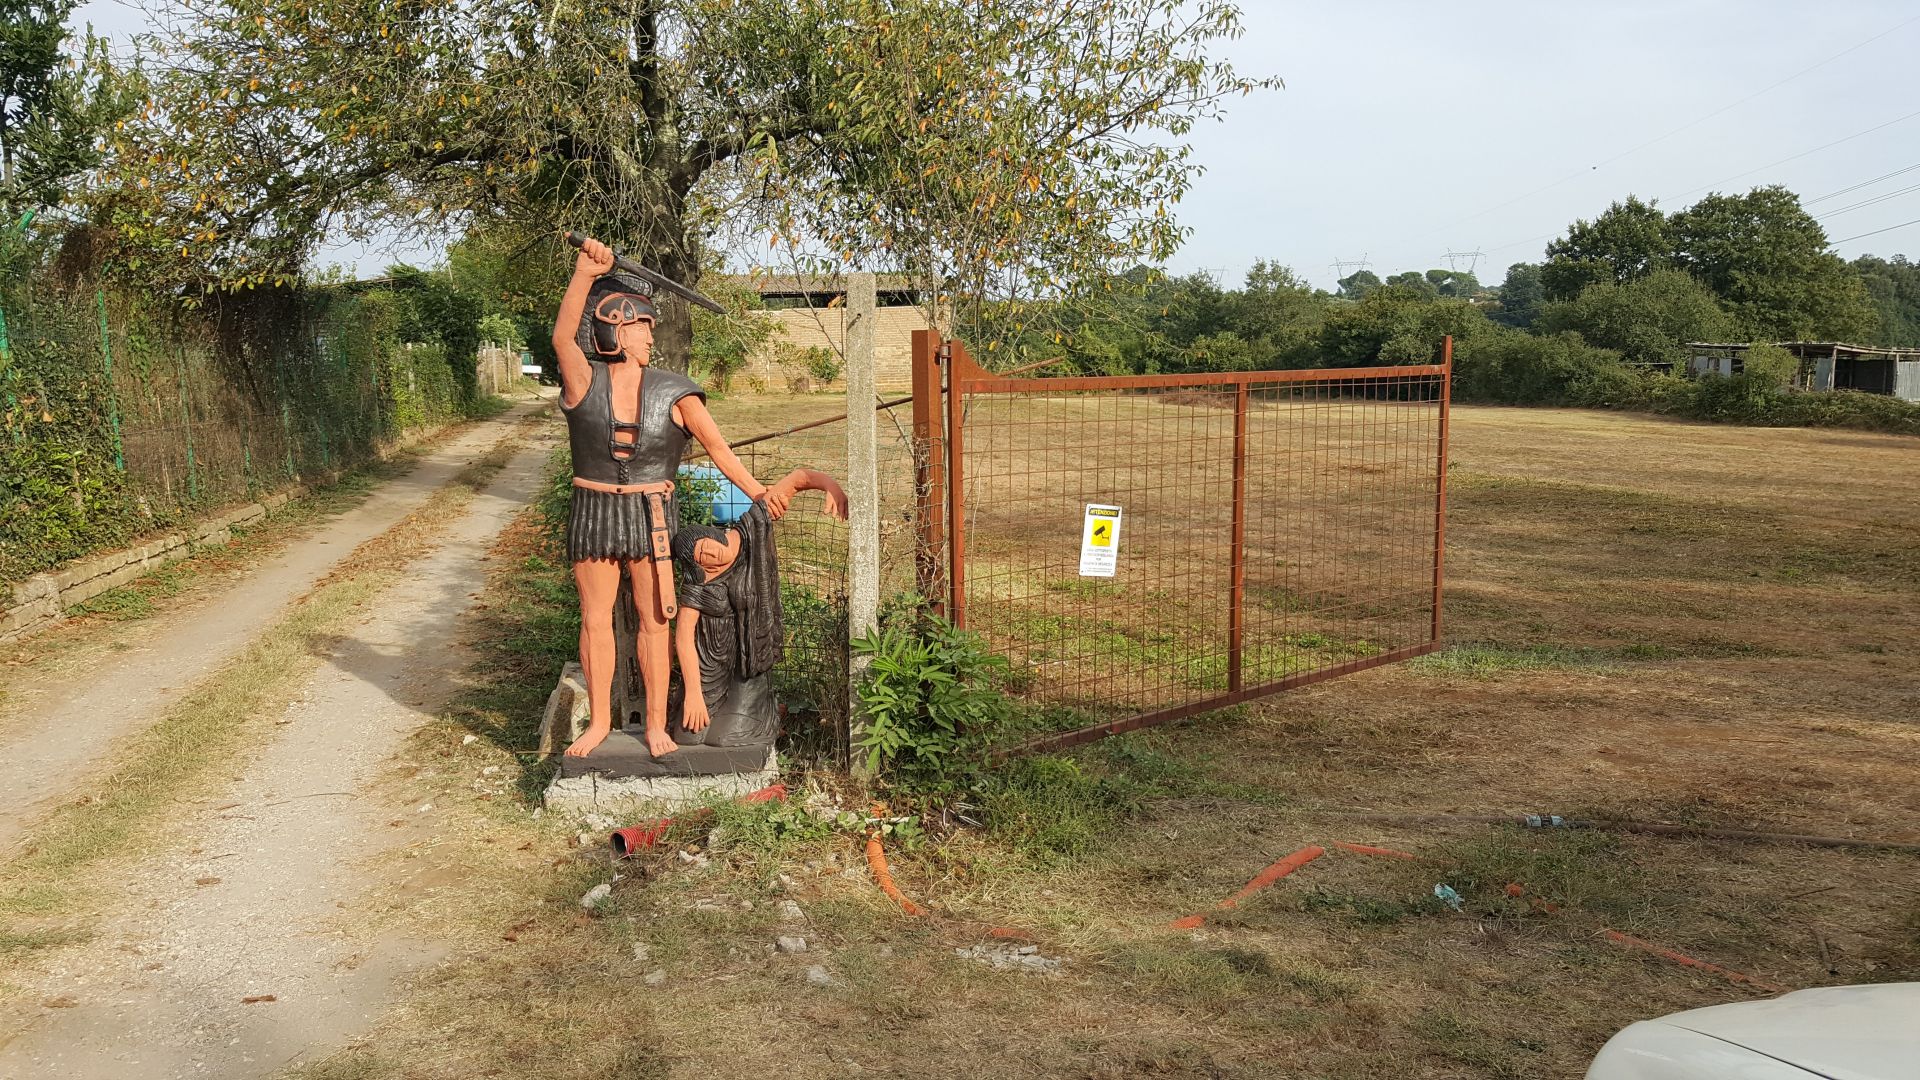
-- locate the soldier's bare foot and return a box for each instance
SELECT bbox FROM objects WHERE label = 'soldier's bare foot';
[645,728,679,758]
[565,721,611,757]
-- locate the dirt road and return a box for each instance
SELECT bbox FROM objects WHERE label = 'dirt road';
[0,401,545,854]
[0,402,559,1079]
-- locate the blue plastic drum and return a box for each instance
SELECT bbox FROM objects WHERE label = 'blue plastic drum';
[677,463,754,524]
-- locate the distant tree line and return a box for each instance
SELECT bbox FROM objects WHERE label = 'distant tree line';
[985,185,1919,432]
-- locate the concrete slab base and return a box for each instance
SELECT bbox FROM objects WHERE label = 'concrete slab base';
[544,742,778,814]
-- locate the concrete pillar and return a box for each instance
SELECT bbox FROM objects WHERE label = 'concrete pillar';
[845,272,880,773]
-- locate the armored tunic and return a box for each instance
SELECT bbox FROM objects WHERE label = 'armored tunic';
[560,362,705,486]
[561,362,706,565]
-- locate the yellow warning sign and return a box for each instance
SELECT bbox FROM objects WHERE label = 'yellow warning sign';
[1079,504,1122,576]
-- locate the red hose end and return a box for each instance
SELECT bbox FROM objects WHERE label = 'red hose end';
[609,820,671,857]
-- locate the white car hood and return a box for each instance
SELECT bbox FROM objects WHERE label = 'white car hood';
[1658,983,1920,1080]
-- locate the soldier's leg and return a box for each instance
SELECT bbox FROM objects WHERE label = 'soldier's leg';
[566,558,624,757]
[626,560,678,758]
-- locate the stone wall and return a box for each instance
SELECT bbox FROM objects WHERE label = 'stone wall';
[1,491,296,642]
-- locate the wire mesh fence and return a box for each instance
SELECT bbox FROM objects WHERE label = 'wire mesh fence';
[945,353,1450,751]
[0,276,487,583]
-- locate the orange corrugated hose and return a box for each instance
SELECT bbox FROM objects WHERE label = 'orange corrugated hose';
[864,832,926,917]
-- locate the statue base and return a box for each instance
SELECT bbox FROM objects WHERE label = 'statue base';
[539,663,780,813]
[545,739,778,814]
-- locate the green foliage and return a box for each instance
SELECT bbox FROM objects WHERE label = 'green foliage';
[1851,254,1920,346]
[1739,342,1798,388]
[1570,365,1920,433]
[1491,262,1544,329]
[851,616,1013,796]
[101,0,1274,380]
[1453,327,1624,405]
[0,0,131,213]
[1538,267,1735,366]
[0,225,478,585]
[1336,269,1381,299]
[674,467,722,528]
[1671,186,1876,341]
[688,272,777,391]
[1309,286,1489,367]
[387,265,482,402]
[476,312,524,350]
[782,344,842,387]
[977,753,1143,862]
[1540,195,1672,300]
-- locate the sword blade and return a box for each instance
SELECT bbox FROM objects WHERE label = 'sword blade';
[563,231,727,314]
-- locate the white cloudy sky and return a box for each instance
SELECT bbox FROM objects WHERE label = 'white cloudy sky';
[70,0,1920,288]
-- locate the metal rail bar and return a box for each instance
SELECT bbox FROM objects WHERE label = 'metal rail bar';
[1227,383,1249,693]
[956,364,1449,394]
[1003,642,1443,757]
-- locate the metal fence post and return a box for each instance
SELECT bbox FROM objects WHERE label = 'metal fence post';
[1228,383,1249,692]
[845,272,879,774]
[96,291,125,470]
[0,304,18,445]
[944,339,973,628]
[178,347,198,501]
[909,330,946,614]
[1432,335,1453,643]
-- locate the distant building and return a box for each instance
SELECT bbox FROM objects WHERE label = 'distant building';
[1684,342,1920,402]
[725,274,938,391]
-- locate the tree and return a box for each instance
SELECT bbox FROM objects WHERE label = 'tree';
[0,0,126,212]
[1384,270,1437,299]
[1454,325,1624,405]
[1850,253,1920,346]
[1224,260,1328,361]
[1540,195,1671,301]
[1537,267,1734,366]
[101,0,1275,372]
[1424,268,1481,298]
[1491,262,1544,328]
[1309,285,1487,367]
[1670,186,1874,341]
[1336,269,1380,298]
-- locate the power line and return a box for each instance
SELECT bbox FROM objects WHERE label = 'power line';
[1830,216,1920,245]
[1806,161,1920,205]
[1590,11,1920,174]
[1666,106,1920,201]
[1818,181,1920,219]
[1409,11,1920,242]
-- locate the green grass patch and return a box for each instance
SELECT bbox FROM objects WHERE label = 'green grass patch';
[1411,638,1778,677]
[1042,577,1128,600]
[979,754,1148,863]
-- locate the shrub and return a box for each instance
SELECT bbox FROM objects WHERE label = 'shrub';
[852,616,1012,797]
[1453,327,1624,405]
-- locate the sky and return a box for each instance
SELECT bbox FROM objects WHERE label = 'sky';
[68,0,1920,289]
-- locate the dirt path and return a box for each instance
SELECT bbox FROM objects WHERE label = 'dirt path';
[0,422,559,1079]
[0,399,547,855]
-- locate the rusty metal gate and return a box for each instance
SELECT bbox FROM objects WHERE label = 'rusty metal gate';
[910,331,1451,753]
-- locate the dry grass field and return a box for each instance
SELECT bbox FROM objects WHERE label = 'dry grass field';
[287,397,1918,1080]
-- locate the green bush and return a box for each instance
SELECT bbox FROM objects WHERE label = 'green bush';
[1453,327,1623,405]
[851,616,1012,796]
